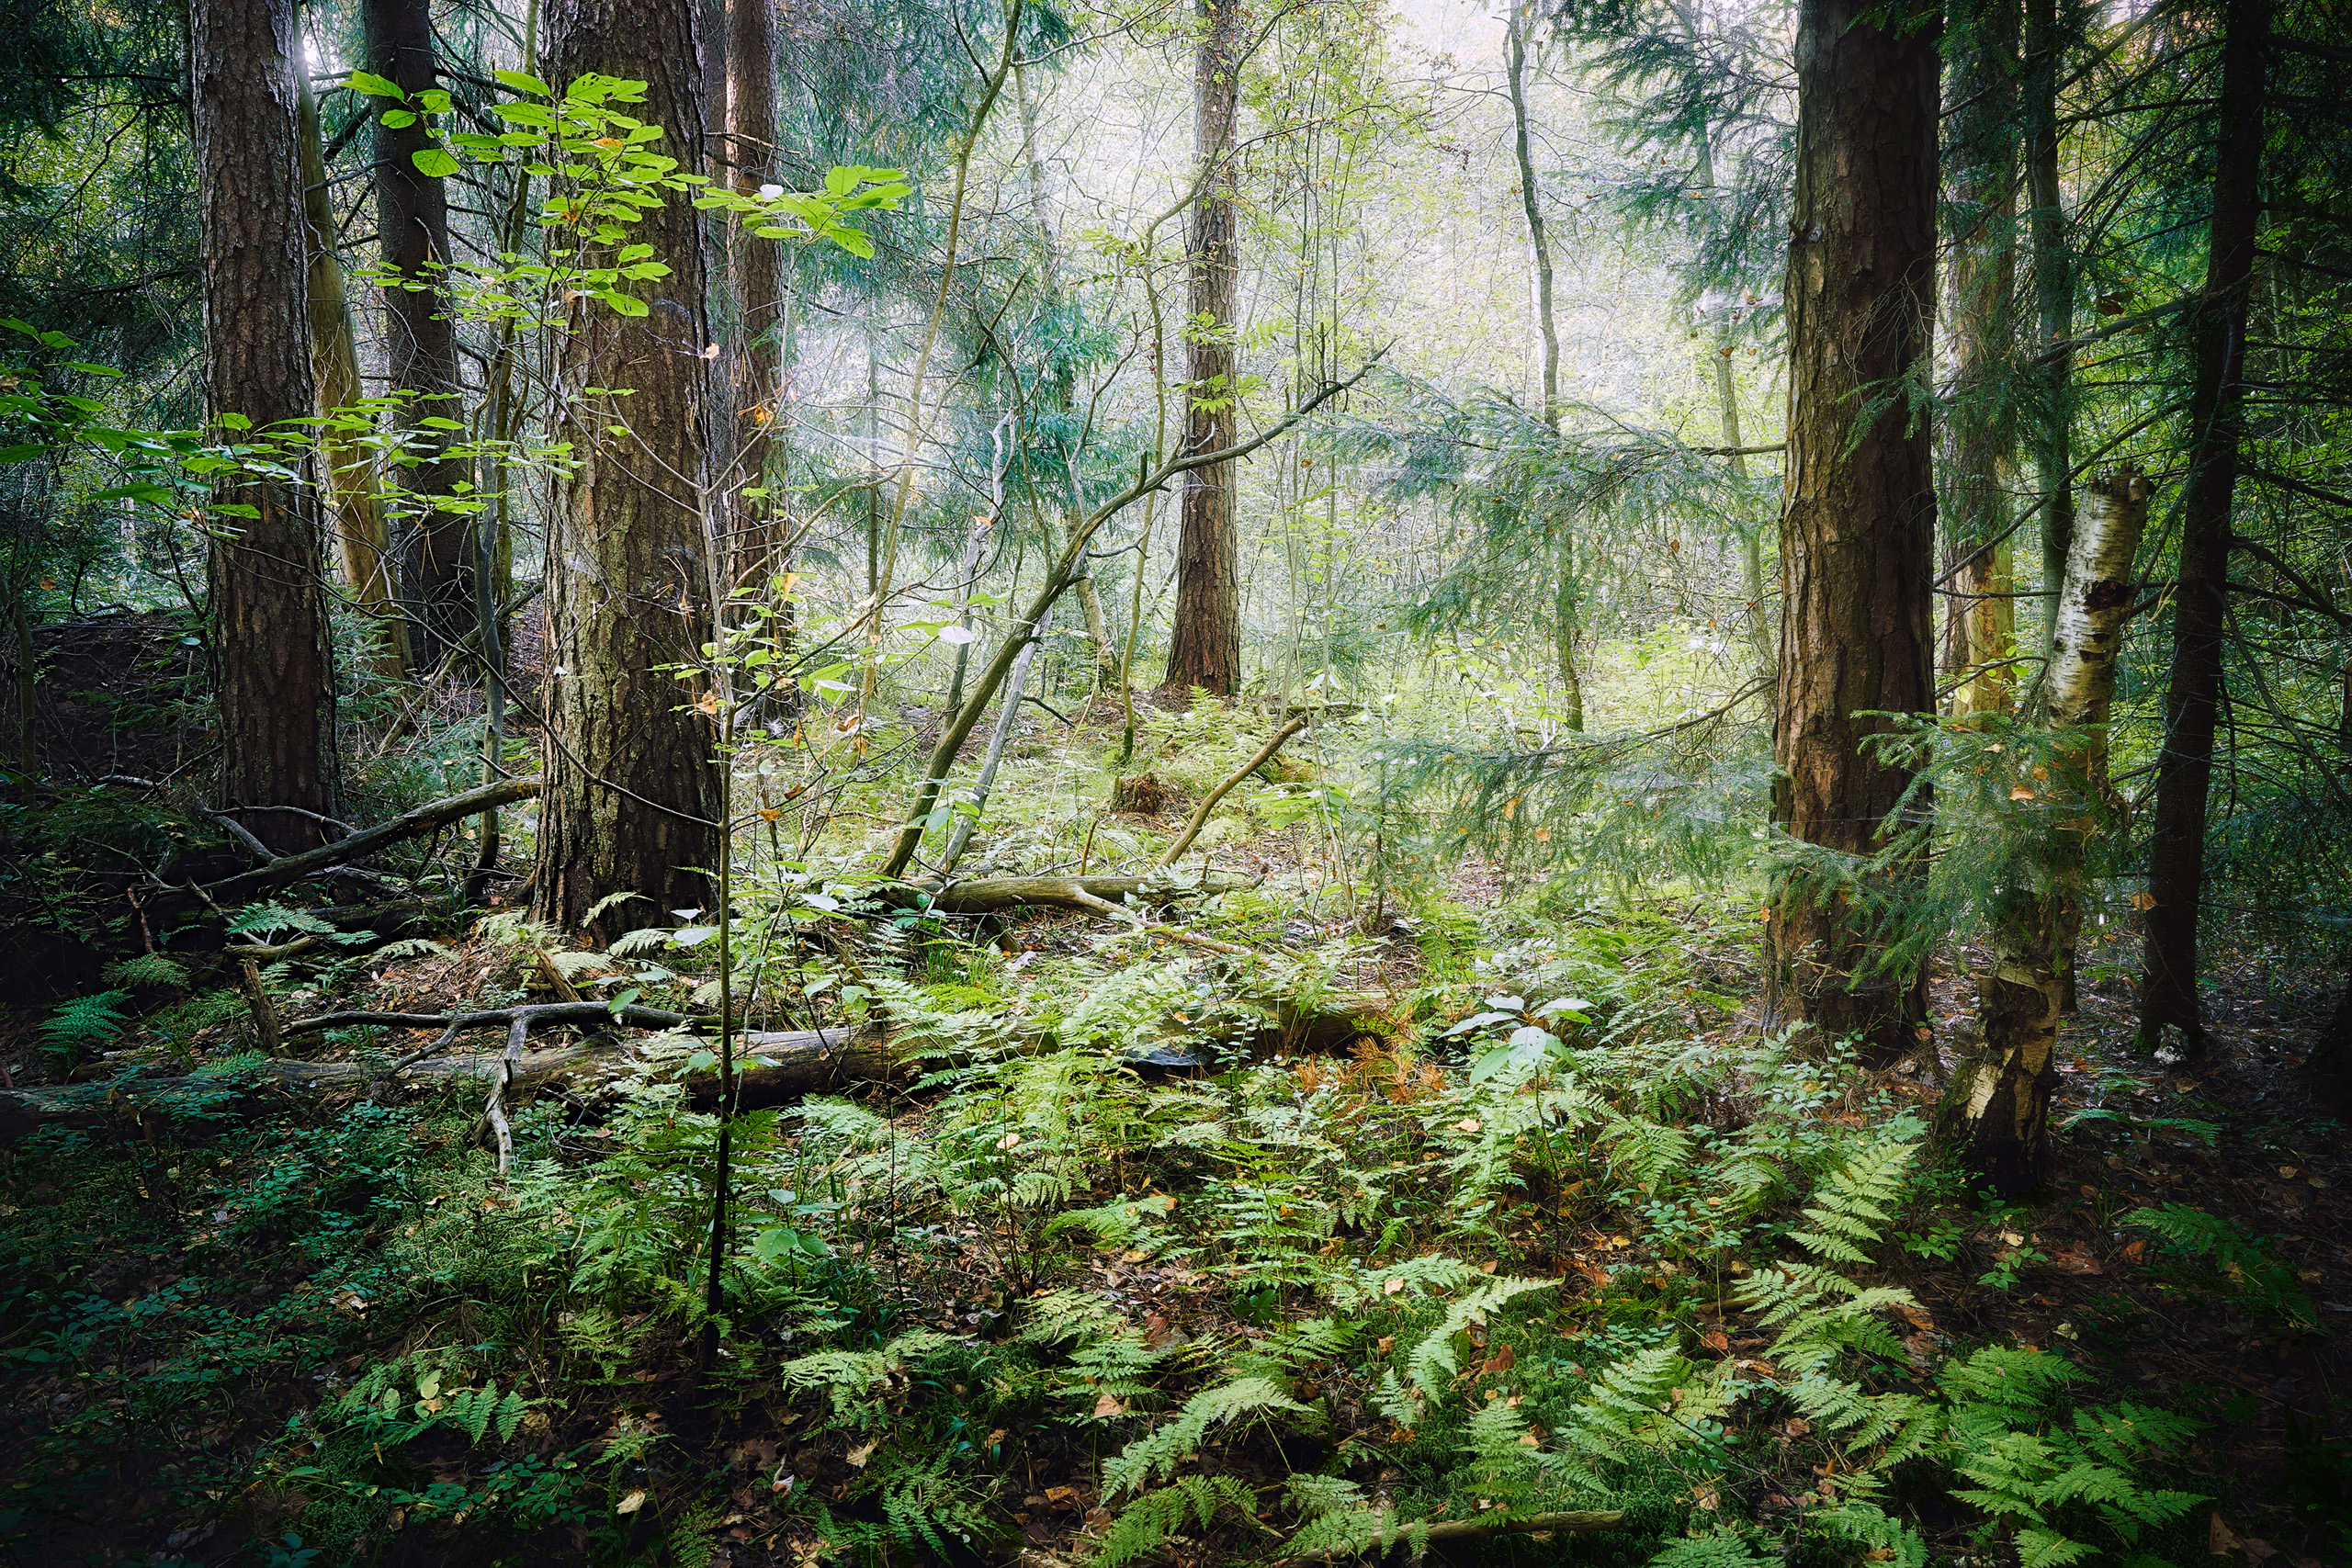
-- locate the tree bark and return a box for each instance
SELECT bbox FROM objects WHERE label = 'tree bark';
[1942,0,2019,720]
[364,0,472,666]
[1765,0,1940,1059]
[729,0,786,597]
[1160,0,1244,699]
[535,0,723,941]
[195,0,335,856]
[2025,0,2075,670]
[1947,473,2151,1196]
[2138,0,2269,1056]
[1508,0,1583,732]
[296,71,406,682]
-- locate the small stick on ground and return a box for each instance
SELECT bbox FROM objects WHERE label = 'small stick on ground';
[1159,714,1310,866]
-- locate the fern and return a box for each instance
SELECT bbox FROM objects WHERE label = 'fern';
[41,988,130,1067]
[1787,1134,1917,1265]
[2126,1204,2316,1325]
[777,1331,952,1421]
[1093,1474,1257,1568]
[1650,1530,1774,1567]
[226,900,338,940]
[1405,1275,1556,1400]
[1100,1375,1309,1499]
[103,953,187,989]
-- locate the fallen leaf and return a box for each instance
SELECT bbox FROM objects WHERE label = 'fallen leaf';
[1454,1118,1482,1133]
[1783,1417,1812,1439]
[1092,1392,1125,1418]
[2241,1537,2277,1565]
[616,1490,648,1516]
[2279,1167,2300,1179]
[1383,1277,1407,1296]
[1701,1330,1731,1352]
[1045,1485,1079,1506]
[844,1439,876,1469]
[2210,1513,2240,1556]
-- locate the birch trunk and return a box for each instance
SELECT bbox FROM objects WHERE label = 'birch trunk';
[1947,473,2152,1195]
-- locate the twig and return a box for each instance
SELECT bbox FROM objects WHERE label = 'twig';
[487,1013,527,1176]
[1159,714,1310,865]
[1063,886,1249,955]
[201,808,276,866]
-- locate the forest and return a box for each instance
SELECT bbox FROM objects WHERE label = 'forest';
[0,0,2347,1562]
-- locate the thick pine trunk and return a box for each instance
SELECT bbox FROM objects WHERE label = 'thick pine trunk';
[195,0,335,856]
[1765,0,1940,1059]
[1948,474,2151,1196]
[535,0,722,940]
[1942,0,2019,720]
[297,72,406,682]
[364,0,472,666]
[1160,0,1243,699]
[2139,0,2269,1055]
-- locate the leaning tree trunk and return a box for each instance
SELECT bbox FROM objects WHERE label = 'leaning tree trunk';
[195,0,335,856]
[365,0,472,667]
[1160,0,1244,699]
[535,0,722,941]
[297,71,406,682]
[1948,473,2152,1196]
[2139,0,2270,1056]
[1765,0,1941,1059]
[1941,0,2019,720]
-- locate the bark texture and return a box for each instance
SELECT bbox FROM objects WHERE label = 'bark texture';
[195,0,335,855]
[1948,474,2151,1196]
[729,0,786,592]
[1941,0,2019,718]
[1766,0,1940,1056]
[1160,0,1244,698]
[2025,0,2075,661]
[535,0,722,939]
[297,72,405,681]
[2139,0,2269,1055]
[364,0,471,664]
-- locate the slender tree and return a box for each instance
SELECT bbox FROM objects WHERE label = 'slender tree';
[535,0,722,938]
[1765,0,1940,1057]
[364,0,471,664]
[1505,0,1583,729]
[1941,0,2019,719]
[729,0,786,591]
[2139,0,2272,1055]
[194,0,335,854]
[1160,0,1244,698]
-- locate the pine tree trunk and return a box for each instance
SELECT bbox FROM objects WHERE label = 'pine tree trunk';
[729,0,786,594]
[535,0,722,940]
[364,0,472,666]
[1947,474,2152,1196]
[195,0,335,856]
[297,71,406,682]
[1943,0,2019,720]
[2139,0,2269,1056]
[1160,0,1243,699]
[1765,0,1940,1059]
[2025,0,2075,664]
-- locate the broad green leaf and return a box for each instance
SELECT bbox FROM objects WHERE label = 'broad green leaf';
[411,147,460,178]
[346,70,404,99]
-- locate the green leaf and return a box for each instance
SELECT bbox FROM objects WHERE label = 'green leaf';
[380,108,418,129]
[411,147,460,178]
[346,70,405,100]
[829,228,875,259]
[598,290,650,318]
[493,69,551,96]
[0,444,44,463]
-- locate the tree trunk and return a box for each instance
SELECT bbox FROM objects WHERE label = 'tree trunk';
[1947,473,2151,1196]
[364,0,471,667]
[1942,0,2018,720]
[535,0,722,941]
[296,71,406,682]
[2138,0,2269,1056]
[1160,0,1243,699]
[1765,0,1939,1059]
[729,0,786,595]
[195,0,335,856]
[1508,0,1583,732]
[2025,0,2075,670]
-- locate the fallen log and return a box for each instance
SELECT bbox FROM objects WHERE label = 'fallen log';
[0,987,1406,1138]
[179,777,541,911]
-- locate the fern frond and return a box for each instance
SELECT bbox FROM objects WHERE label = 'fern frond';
[1093,1474,1256,1568]
[1406,1276,1556,1400]
[1100,1376,1308,1499]
[104,953,187,989]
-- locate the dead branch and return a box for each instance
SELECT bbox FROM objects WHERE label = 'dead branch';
[183,776,542,909]
[1159,714,1310,865]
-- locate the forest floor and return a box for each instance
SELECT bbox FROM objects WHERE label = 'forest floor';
[1,704,2347,1568]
